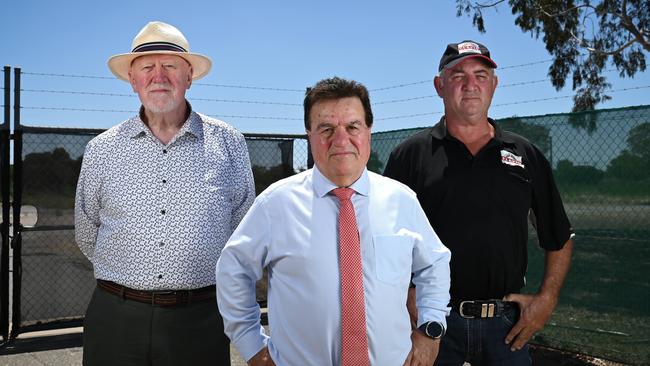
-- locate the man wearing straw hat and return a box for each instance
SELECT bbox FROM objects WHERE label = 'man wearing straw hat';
[75,21,255,365]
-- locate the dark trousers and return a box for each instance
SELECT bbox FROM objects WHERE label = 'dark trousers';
[82,285,231,366]
[435,306,531,366]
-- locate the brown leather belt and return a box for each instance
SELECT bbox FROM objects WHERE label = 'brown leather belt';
[97,279,215,307]
[451,299,518,319]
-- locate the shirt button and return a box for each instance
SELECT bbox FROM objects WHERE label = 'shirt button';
[158,274,163,279]
[161,209,166,214]
[162,149,168,154]
[162,179,167,184]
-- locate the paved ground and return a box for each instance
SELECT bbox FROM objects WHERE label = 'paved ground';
[1,342,626,366]
[0,328,248,366]
[0,347,83,366]
[0,343,248,366]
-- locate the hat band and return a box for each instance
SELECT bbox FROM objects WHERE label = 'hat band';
[132,41,187,53]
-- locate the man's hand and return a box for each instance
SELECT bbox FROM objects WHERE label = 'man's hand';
[402,330,440,366]
[247,346,276,366]
[503,293,557,351]
[406,287,418,329]
[505,239,573,351]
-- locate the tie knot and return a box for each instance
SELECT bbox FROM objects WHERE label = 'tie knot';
[332,187,354,201]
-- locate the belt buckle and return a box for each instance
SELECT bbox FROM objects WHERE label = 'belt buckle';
[459,300,475,319]
[482,302,496,318]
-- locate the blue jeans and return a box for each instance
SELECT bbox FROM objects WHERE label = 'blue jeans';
[435,306,531,366]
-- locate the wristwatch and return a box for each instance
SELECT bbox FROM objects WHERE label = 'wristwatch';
[418,321,445,339]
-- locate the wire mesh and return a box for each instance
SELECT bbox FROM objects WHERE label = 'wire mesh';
[14,127,310,333]
[8,105,650,364]
[371,106,650,364]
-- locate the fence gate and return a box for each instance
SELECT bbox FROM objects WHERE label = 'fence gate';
[0,67,11,346]
[0,67,311,349]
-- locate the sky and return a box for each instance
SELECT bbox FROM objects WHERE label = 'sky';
[2,0,649,134]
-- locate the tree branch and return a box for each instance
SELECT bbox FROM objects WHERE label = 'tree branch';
[473,0,506,9]
[455,0,648,112]
[569,32,639,55]
[535,3,595,18]
[537,1,649,54]
[618,0,650,52]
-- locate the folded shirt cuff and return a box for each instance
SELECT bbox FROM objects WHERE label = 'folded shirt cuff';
[234,326,269,362]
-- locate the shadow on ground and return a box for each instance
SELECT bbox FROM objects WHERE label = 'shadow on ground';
[0,336,628,366]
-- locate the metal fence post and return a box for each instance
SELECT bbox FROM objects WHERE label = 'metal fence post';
[10,67,22,340]
[0,66,11,345]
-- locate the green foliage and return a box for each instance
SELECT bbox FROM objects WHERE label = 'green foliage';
[498,118,551,155]
[557,177,650,203]
[251,164,294,195]
[555,159,605,185]
[456,0,649,120]
[366,151,384,174]
[606,150,649,180]
[627,122,650,158]
[23,147,81,207]
[606,122,650,180]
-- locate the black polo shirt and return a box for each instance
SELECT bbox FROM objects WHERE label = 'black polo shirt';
[384,117,573,301]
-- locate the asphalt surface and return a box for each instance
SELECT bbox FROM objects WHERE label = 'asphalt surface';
[0,339,248,366]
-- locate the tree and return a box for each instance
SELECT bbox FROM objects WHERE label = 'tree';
[456,0,649,115]
[626,122,650,158]
[498,117,551,155]
[606,122,650,180]
[23,147,81,195]
[251,164,294,195]
[366,151,384,174]
[555,159,605,185]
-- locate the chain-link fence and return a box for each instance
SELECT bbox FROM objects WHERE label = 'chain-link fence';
[371,106,650,365]
[11,126,310,337]
[4,104,649,364]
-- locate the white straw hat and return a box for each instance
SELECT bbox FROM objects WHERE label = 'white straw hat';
[107,21,212,82]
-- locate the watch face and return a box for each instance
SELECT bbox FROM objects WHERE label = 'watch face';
[426,322,444,338]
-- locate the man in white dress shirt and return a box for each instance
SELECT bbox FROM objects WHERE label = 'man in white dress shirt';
[216,77,451,366]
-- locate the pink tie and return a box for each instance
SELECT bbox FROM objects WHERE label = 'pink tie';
[332,187,370,366]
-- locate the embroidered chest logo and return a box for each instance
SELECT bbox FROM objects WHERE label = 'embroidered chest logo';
[500,150,525,169]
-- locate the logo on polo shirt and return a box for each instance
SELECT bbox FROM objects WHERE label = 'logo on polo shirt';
[501,150,525,168]
[457,42,481,54]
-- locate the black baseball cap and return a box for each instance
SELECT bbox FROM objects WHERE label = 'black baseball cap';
[438,40,497,71]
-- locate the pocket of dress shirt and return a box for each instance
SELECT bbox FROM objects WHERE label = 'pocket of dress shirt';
[373,235,413,285]
[204,173,235,203]
[198,178,235,219]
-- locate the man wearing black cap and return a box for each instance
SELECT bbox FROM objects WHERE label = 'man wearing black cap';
[384,40,574,365]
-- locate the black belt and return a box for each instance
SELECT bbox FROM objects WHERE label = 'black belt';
[451,299,518,319]
[97,279,216,307]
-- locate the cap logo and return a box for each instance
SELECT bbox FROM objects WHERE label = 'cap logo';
[457,42,481,55]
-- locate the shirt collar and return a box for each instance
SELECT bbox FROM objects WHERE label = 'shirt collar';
[178,109,204,141]
[430,116,506,142]
[312,166,370,198]
[124,101,203,141]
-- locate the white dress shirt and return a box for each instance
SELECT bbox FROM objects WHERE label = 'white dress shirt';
[75,108,255,290]
[216,167,450,366]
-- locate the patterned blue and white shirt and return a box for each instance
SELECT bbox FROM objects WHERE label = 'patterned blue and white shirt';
[75,106,255,290]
